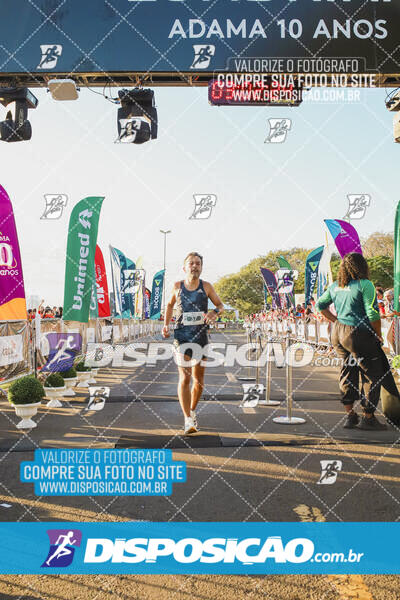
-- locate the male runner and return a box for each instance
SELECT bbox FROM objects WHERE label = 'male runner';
[162,252,224,434]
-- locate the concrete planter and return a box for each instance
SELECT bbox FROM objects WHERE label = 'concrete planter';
[11,401,41,429]
[87,368,98,385]
[77,371,91,388]
[63,377,78,397]
[45,385,66,408]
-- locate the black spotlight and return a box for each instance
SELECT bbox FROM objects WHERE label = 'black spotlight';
[0,87,38,142]
[117,88,158,144]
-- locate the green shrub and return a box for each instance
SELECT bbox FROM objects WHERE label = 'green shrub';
[44,373,65,388]
[75,361,91,372]
[62,366,77,378]
[8,376,45,405]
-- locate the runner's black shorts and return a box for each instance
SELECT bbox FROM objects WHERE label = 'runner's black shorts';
[173,330,209,360]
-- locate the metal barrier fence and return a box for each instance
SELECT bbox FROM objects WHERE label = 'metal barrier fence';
[0,318,164,384]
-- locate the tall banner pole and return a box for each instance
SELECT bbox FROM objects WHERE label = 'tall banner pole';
[394,201,400,312]
[163,235,166,319]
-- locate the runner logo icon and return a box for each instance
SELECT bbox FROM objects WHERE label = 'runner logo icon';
[37,45,62,69]
[41,194,68,220]
[344,194,371,220]
[317,460,342,485]
[42,529,82,567]
[190,194,217,220]
[191,45,215,69]
[265,119,292,144]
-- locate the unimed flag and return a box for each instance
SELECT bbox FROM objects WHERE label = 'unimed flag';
[95,245,111,318]
[150,269,165,319]
[0,185,27,319]
[63,197,104,323]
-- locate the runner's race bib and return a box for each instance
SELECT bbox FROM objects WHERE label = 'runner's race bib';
[182,311,205,326]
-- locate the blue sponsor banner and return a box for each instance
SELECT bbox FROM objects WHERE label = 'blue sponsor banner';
[150,269,165,319]
[305,245,324,304]
[125,257,136,318]
[0,1,399,73]
[0,522,399,574]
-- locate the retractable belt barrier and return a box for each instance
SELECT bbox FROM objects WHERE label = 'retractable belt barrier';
[240,316,399,424]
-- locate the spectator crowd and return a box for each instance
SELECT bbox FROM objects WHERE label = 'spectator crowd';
[27,301,63,320]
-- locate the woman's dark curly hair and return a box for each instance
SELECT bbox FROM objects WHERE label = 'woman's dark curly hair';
[337,252,369,288]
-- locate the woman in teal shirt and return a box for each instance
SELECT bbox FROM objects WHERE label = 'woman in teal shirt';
[316,252,398,431]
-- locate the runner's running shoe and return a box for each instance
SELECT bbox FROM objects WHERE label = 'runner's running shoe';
[184,416,198,435]
[190,409,198,429]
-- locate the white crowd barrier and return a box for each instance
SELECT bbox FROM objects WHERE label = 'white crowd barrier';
[0,318,164,384]
[251,316,399,356]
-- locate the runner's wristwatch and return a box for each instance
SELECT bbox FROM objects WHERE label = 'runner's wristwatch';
[213,308,220,314]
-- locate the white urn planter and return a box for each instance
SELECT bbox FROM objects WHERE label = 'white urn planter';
[12,402,41,429]
[87,368,98,385]
[45,386,66,408]
[77,371,91,388]
[63,377,78,397]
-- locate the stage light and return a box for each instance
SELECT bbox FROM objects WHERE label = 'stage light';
[48,79,79,101]
[116,88,158,144]
[0,87,38,142]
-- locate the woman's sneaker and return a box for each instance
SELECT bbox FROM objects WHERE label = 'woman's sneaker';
[184,416,198,435]
[344,412,359,429]
[357,414,387,430]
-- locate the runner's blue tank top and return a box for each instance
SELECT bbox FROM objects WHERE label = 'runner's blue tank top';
[174,279,209,344]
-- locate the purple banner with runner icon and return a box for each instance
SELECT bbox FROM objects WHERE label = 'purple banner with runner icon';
[41,333,82,372]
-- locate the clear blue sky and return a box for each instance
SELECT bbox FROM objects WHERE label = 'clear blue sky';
[0,85,396,305]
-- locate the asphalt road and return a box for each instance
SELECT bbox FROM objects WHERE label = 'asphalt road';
[0,333,399,598]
